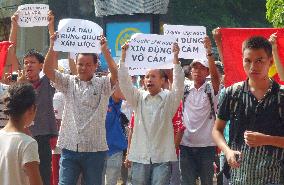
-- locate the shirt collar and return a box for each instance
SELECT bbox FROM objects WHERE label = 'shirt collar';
[243,78,275,93]
[243,78,279,97]
[142,89,167,100]
[189,81,207,91]
[75,75,95,85]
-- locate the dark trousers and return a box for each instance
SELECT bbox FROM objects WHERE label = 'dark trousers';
[34,135,52,185]
[180,145,215,185]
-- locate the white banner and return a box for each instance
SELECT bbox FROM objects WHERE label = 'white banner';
[54,19,103,53]
[128,66,148,76]
[17,4,49,27]
[163,24,206,59]
[125,33,176,70]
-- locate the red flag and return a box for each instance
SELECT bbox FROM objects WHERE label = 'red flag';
[0,41,12,77]
[220,28,284,87]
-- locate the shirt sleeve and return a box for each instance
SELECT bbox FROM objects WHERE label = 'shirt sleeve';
[217,87,231,121]
[118,63,141,109]
[53,70,71,94]
[22,140,40,167]
[168,64,185,116]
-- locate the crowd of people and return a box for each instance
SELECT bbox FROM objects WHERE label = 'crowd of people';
[0,9,284,185]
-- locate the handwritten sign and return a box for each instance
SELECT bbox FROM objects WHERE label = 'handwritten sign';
[127,66,148,76]
[125,33,176,70]
[17,4,49,27]
[54,19,103,53]
[163,24,206,59]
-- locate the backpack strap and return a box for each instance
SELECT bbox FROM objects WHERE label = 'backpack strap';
[182,84,191,111]
[204,83,216,120]
[227,81,245,147]
[278,85,284,121]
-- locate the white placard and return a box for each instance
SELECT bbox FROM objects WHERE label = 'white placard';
[125,33,176,70]
[128,66,148,76]
[163,24,206,59]
[54,19,103,53]
[17,4,49,27]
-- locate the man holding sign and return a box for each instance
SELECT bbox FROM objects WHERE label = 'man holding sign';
[44,30,118,184]
[179,36,220,185]
[119,42,184,185]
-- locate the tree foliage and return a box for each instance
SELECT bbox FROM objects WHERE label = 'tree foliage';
[266,0,284,27]
[163,0,271,34]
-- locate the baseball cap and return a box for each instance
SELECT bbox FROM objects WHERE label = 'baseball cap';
[190,59,209,68]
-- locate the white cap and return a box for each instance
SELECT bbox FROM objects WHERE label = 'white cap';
[190,59,209,68]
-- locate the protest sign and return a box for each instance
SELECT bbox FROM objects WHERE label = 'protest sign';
[125,33,176,71]
[17,4,49,27]
[163,24,206,59]
[54,19,103,53]
[128,66,148,76]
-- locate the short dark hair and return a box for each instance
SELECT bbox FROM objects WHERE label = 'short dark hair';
[3,83,36,120]
[76,53,98,64]
[23,49,45,63]
[242,36,272,57]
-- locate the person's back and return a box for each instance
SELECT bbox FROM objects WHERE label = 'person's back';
[0,83,42,185]
[0,130,39,185]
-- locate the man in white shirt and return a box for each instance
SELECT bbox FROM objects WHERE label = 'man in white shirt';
[179,36,220,185]
[119,43,184,185]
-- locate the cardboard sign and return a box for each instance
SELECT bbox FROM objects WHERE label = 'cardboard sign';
[163,24,206,59]
[125,33,176,71]
[17,4,49,27]
[54,19,103,53]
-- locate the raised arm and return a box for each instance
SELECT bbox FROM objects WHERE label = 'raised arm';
[204,36,220,95]
[47,11,58,71]
[5,12,19,75]
[212,28,224,62]
[118,43,141,108]
[9,12,18,46]
[43,32,57,82]
[68,55,77,75]
[43,11,58,82]
[169,43,185,115]
[269,33,284,81]
[101,36,118,86]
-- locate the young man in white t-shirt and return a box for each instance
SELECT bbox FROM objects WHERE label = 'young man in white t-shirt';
[179,36,220,185]
[0,83,42,185]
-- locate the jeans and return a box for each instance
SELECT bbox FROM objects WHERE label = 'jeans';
[219,154,229,185]
[169,161,181,185]
[34,135,52,185]
[131,161,171,185]
[59,148,106,185]
[180,146,215,185]
[104,151,123,185]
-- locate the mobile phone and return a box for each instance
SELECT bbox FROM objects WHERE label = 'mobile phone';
[11,72,18,81]
[235,153,241,163]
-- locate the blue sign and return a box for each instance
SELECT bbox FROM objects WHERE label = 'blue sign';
[99,22,151,71]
